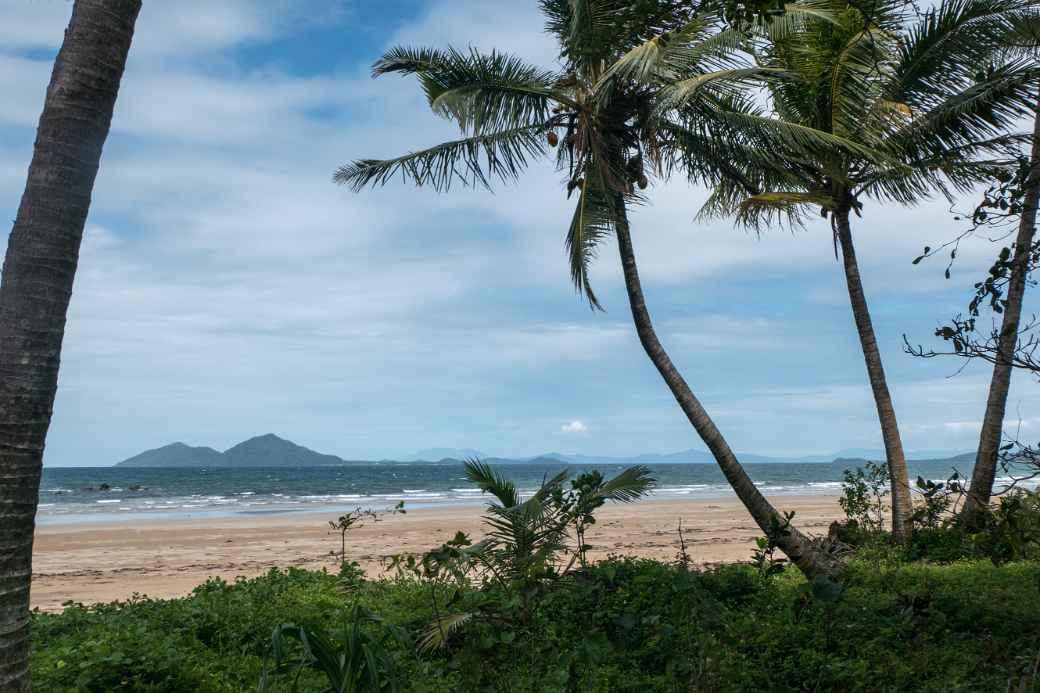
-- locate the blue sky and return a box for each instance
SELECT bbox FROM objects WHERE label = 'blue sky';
[2,0,1038,467]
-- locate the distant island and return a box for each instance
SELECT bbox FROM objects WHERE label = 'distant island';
[115,434,972,469]
[117,434,347,468]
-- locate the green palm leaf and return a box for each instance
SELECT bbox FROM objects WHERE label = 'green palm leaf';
[597,13,728,86]
[334,125,545,193]
[887,0,1034,106]
[655,67,789,115]
[464,458,520,507]
[595,464,656,502]
[891,60,1039,156]
[736,190,839,228]
[417,612,476,653]
[375,46,563,135]
[713,109,900,166]
[565,173,617,310]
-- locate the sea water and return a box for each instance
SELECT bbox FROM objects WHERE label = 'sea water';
[35,458,1026,525]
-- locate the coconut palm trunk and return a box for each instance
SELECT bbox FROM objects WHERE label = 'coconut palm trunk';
[612,196,837,578]
[961,91,1040,528]
[833,205,913,541]
[0,2,140,689]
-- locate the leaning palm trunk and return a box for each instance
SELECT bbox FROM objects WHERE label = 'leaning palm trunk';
[0,2,140,689]
[613,196,838,578]
[833,207,913,541]
[961,91,1040,528]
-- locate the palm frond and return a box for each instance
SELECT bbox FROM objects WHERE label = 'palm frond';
[663,92,806,192]
[532,469,571,502]
[373,45,451,77]
[374,46,561,135]
[890,60,1039,157]
[828,27,894,139]
[713,109,901,168]
[887,0,1035,107]
[735,190,838,229]
[1005,10,1040,52]
[597,13,730,87]
[655,67,788,115]
[540,0,696,67]
[485,501,553,557]
[417,612,476,652]
[757,1,840,41]
[464,459,520,507]
[596,465,656,503]
[565,173,618,310]
[334,125,545,193]
[861,133,1030,202]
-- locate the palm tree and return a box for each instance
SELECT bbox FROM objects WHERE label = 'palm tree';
[462,460,655,581]
[0,1,141,689]
[418,460,655,651]
[338,1,841,577]
[962,12,1040,527]
[704,0,1039,541]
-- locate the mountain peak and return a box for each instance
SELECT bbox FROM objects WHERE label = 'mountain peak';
[238,433,286,444]
[116,441,222,468]
[117,434,345,467]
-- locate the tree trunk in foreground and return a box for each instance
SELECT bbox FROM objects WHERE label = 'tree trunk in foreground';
[0,2,140,690]
[613,197,838,579]
[833,207,913,542]
[961,92,1040,528]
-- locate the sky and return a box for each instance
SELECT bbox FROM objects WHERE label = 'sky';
[2,0,1038,467]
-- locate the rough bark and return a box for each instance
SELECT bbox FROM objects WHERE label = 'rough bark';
[961,92,1040,528]
[613,197,838,579]
[833,206,913,542]
[0,2,140,690]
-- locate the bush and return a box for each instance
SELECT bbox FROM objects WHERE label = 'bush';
[30,536,1040,691]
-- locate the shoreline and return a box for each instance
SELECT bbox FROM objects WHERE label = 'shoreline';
[33,487,840,526]
[36,480,856,524]
[31,495,842,612]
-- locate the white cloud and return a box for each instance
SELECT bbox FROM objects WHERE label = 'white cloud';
[0,0,341,59]
[943,420,981,433]
[389,0,558,65]
[2,0,1036,465]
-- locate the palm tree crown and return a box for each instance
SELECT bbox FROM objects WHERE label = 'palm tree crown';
[336,1,775,307]
[697,0,1038,540]
[706,0,1039,224]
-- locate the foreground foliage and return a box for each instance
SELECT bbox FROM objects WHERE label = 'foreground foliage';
[32,553,1040,692]
[32,463,1040,691]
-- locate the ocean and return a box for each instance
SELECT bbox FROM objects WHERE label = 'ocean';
[36,458,1018,525]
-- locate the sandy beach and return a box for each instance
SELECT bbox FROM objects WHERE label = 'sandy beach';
[30,495,842,612]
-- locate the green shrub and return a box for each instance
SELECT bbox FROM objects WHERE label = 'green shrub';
[838,461,890,535]
[258,604,413,692]
[971,489,1040,564]
[31,550,1040,692]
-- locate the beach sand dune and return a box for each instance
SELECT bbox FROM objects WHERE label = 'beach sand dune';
[31,495,841,612]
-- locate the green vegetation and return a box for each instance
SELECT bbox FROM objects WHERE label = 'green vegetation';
[31,555,1040,691]
[31,462,1040,692]
[7,0,1040,690]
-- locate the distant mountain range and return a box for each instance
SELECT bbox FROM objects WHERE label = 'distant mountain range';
[406,447,487,462]
[115,434,972,468]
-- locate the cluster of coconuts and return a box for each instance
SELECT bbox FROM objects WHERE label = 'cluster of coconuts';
[546,129,578,149]
[548,128,647,191]
[628,155,649,190]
